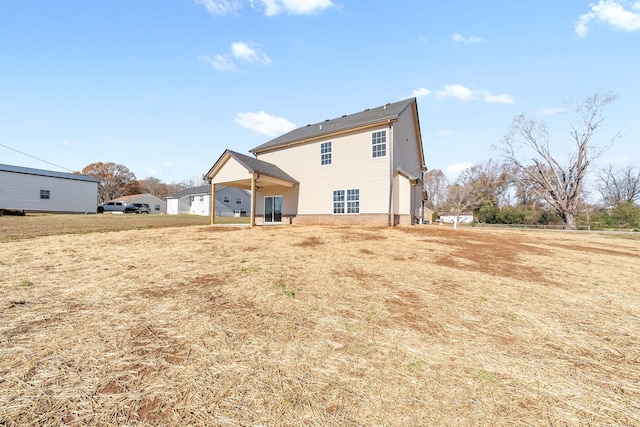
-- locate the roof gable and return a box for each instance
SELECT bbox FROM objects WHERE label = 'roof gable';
[205,149,297,185]
[250,98,417,154]
[111,193,164,203]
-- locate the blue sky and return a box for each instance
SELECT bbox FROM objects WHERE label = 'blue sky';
[1,0,638,186]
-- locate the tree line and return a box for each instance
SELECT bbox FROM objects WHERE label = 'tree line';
[425,93,640,230]
[78,162,207,204]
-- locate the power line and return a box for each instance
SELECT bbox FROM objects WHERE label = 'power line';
[0,142,75,173]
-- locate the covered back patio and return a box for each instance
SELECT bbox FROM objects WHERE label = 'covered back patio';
[204,150,298,227]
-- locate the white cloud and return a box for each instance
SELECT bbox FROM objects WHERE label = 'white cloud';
[249,0,334,16]
[482,92,515,104]
[437,130,452,137]
[411,88,431,99]
[195,0,242,15]
[62,140,72,147]
[576,0,640,37]
[199,54,237,71]
[414,84,514,104]
[447,162,474,180]
[451,32,486,44]
[538,107,568,116]
[200,42,271,71]
[235,111,296,136]
[436,84,476,101]
[231,42,272,65]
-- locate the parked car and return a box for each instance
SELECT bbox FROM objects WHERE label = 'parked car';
[97,201,126,213]
[124,203,151,214]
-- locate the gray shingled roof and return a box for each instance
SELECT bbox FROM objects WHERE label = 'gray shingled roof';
[228,150,298,183]
[250,98,416,153]
[167,185,211,199]
[0,164,99,183]
[206,150,298,184]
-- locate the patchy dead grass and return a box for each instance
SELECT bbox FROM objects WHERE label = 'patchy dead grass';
[1,220,639,426]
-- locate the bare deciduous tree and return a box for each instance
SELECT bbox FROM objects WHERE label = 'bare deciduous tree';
[423,169,449,211]
[458,159,511,211]
[171,175,209,192]
[445,183,474,229]
[498,93,618,230]
[596,163,640,207]
[139,177,174,199]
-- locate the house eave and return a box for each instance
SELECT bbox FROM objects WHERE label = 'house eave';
[250,118,399,155]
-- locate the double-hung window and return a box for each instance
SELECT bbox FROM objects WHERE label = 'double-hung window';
[372,130,386,158]
[321,141,332,165]
[346,189,360,213]
[333,189,359,214]
[40,190,50,200]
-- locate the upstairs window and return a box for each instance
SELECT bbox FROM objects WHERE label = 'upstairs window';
[372,130,387,158]
[40,190,50,200]
[223,195,230,203]
[321,141,332,165]
[236,197,242,205]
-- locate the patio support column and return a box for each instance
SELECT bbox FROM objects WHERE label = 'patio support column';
[210,182,216,225]
[250,175,256,228]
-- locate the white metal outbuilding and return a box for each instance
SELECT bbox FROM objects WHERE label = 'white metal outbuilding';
[0,164,99,213]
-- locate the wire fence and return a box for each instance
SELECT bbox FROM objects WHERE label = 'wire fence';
[467,223,592,231]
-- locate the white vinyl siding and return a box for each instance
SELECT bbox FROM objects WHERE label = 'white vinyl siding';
[257,128,389,215]
[393,104,423,179]
[0,171,97,212]
[211,157,252,184]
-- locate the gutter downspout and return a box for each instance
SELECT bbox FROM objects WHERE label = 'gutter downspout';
[387,120,394,227]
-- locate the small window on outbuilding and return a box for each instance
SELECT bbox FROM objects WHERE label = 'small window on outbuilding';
[40,190,50,200]
[223,195,230,203]
[155,204,160,211]
[236,197,242,204]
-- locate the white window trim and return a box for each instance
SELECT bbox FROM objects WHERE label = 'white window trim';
[371,130,387,159]
[320,141,332,166]
[332,188,360,215]
[264,195,284,224]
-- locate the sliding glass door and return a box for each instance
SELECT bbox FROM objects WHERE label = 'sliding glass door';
[264,196,282,223]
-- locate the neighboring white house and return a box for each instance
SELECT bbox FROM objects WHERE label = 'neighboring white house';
[0,164,98,213]
[205,98,427,226]
[109,193,166,214]
[166,185,250,216]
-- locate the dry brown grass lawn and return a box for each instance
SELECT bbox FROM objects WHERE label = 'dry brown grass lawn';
[1,216,639,426]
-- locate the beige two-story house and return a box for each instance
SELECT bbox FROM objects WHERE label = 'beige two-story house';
[205,97,427,226]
